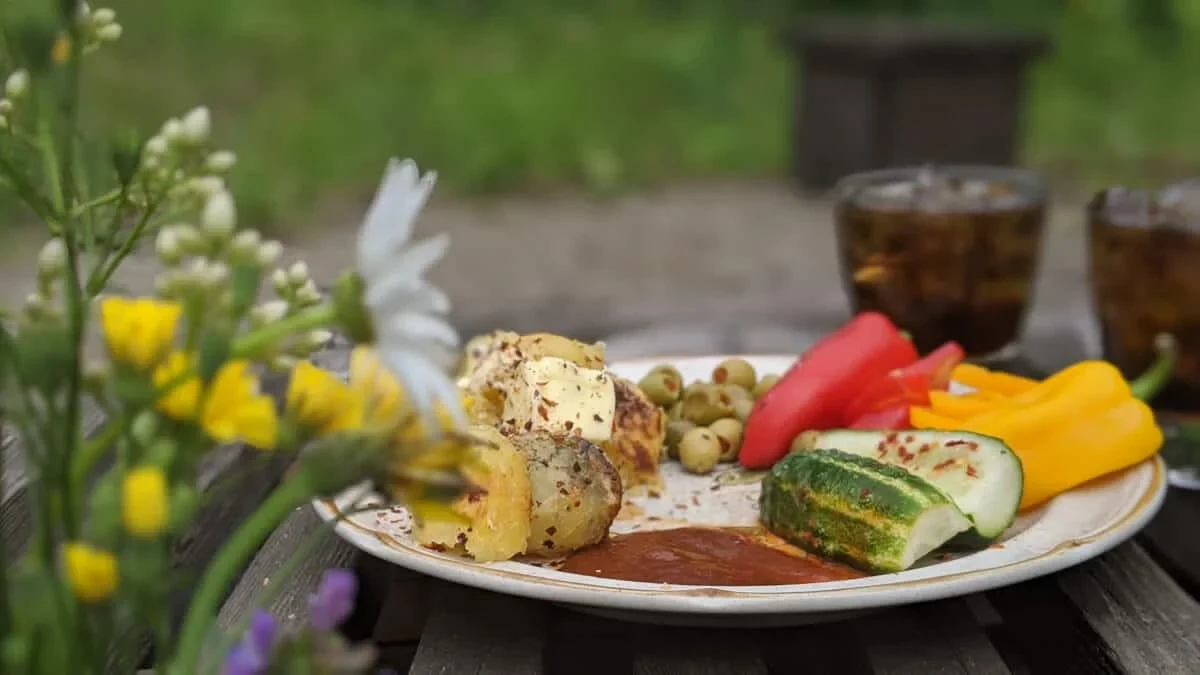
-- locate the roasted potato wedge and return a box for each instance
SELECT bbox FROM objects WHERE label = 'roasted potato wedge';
[600,377,666,493]
[412,425,532,562]
[506,430,623,557]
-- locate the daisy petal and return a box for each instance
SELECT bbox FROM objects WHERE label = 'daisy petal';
[363,234,450,310]
[357,159,437,278]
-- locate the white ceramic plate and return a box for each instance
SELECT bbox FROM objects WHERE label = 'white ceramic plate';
[313,355,1167,626]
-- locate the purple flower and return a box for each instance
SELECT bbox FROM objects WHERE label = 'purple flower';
[309,568,357,632]
[224,610,278,675]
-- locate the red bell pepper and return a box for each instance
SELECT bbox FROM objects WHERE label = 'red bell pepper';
[739,312,918,469]
[842,341,966,426]
[847,406,911,430]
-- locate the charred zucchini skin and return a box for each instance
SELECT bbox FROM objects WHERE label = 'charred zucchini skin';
[759,449,960,573]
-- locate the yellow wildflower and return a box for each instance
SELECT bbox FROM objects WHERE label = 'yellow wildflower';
[51,35,70,65]
[153,352,278,449]
[286,361,365,435]
[63,543,118,603]
[100,297,182,371]
[122,466,168,537]
[347,345,467,438]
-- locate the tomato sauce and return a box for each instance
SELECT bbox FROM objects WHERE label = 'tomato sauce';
[559,527,863,586]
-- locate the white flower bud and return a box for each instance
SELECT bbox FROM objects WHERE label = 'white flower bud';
[144,135,168,157]
[287,261,309,285]
[92,8,116,25]
[204,150,236,173]
[250,299,288,325]
[37,238,66,277]
[24,292,47,318]
[295,279,322,305]
[162,118,183,143]
[201,189,236,237]
[256,240,283,267]
[5,70,29,100]
[179,106,211,145]
[155,228,183,264]
[230,229,261,258]
[76,2,92,22]
[141,154,161,171]
[96,23,123,42]
[0,99,13,115]
[270,268,290,294]
[307,329,333,348]
[188,176,224,197]
[130,410,159,444]
[203,261,229,288]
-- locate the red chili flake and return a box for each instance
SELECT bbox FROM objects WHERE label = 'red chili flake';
[523,420,533,431]
[537,405,550,421]
[884,432,900,443]
[593,414,604,422]
[691,495,701,506]
[945,440,968,447]
[967,442,979,451]
[543,540,555,550]
[543,398,559,407]
[933,459,955,471]
[546,526,558,535]
[456,532,468,545]
[918,444,932,454]
[860,488,872,500]
[904,435,915,443]
[565,420,575,431]
[965,465,978,478]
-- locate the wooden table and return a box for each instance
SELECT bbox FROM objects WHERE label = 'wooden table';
[6,322,1200,673]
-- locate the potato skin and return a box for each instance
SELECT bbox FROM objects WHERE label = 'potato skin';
[601,377,667,492]
[412,425,532,562]
[506,430,623,557]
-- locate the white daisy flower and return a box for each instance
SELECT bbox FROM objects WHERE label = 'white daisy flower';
[356,158,464,429]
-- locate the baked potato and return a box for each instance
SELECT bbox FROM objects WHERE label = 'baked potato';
[507,430,623,557]
[458,331,606,400]
[412,425,532,562]
[600,377,667,493]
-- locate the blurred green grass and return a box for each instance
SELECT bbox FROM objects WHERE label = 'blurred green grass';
[57,0,1200,227]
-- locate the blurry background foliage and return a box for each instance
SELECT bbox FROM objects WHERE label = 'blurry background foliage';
[1,0,1197,230]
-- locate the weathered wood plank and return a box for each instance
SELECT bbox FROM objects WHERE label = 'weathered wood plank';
[630,625,767,675]
[1056,544,1200,674]
[2,398,108,561]
[544,610,632,675]
[1140,486,1200,597]
[410,582,546,675]
[988,543,1200,674]
[760,620,871,674]
[216,505,360,630]
[856,600,1011,675]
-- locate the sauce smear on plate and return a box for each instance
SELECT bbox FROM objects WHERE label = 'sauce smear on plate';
[559,526,863,586]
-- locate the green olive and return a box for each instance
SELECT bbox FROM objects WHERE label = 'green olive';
[678,427,722,474]
[667,400,684,420]
[637,369,682,408]
[753,374,781,399]
[712,358,757,391]
[709,418,744,462]
[732,398,754,422]
[649,364,683,385]
[665,419,697,460]
[721,384,753,403]
[679,385,736,425]
[683,379,709,398]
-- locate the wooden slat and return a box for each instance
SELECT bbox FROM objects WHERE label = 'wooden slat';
[215,504,360,630]
[989,543,1200,674]
[630,626,767,675]
[760,619,871,674]
[1140,486,1200,597]
[856,600,1011,675]
[544,610,632,675]
[1056,544,1200,674]
[410,582,546,675]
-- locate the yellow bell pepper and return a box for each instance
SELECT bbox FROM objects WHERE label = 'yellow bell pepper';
[913,353,1174,511]
[951,363,1038,396]
[927,390,1001,419]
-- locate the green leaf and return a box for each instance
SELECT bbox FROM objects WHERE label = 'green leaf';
[197,329,232,384]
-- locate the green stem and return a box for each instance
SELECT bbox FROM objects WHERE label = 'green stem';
[168,476,313,675]
[69,416,124,495]
[87,190,164,295]
[71,188,121,217]
[1130,333,1178,402]
[232,303,336,358]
